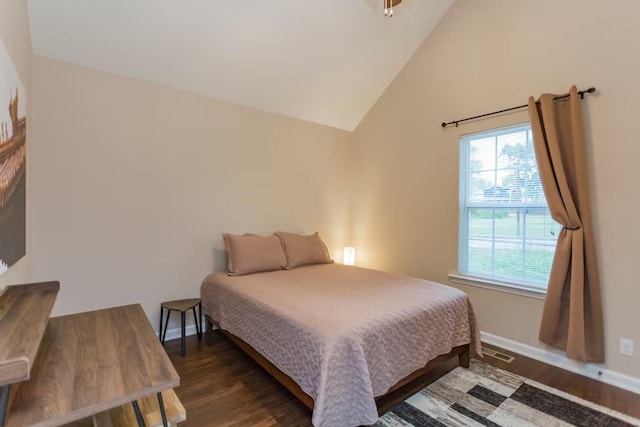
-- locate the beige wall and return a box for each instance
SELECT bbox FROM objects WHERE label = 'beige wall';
[0,0,32,288]
[30,57,351,330]
[351,0,640,378]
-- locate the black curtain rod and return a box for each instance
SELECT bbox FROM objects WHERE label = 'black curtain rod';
[441,87,596,128]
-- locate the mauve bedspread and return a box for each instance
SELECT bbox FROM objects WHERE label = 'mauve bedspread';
[201,263,481,427]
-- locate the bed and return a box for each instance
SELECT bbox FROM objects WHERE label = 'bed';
[201,263,480,427]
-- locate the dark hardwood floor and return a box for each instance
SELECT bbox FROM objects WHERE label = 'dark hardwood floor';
[164,331,640,426]
[165,331,311,426]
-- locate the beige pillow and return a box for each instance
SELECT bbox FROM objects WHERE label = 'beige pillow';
[223,233,286,276]
[275,231,333,269]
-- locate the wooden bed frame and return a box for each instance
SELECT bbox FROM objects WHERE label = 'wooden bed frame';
[204,315,470,416]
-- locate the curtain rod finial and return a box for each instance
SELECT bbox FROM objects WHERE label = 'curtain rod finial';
[441,122,447,128]
[581,87,596,99]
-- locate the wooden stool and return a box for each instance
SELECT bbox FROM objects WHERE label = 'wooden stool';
[159,298,202,356]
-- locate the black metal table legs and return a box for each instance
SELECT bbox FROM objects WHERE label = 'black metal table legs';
[157,392,168,426]
[0,385,10,427]
[132,400,146,426]
[131,392,168,427]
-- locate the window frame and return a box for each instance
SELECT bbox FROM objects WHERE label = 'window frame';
[455,122,555,296]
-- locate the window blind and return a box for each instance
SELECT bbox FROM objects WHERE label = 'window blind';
[459,124,560,289]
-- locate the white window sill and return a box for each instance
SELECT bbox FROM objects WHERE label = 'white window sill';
[448,273,546,300]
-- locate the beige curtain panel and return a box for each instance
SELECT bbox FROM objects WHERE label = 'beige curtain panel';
[528,86,604,363]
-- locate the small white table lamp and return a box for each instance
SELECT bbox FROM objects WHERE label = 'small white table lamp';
[343,247,356,266]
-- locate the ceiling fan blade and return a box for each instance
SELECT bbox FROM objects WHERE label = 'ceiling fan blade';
[391,0,402,6]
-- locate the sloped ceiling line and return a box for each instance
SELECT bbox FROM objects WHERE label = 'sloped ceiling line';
[27,0,455,131]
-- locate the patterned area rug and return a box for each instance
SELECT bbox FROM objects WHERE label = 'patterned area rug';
[376,360,640,427]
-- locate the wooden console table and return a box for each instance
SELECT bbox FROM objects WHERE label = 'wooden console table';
[0,283,181,427]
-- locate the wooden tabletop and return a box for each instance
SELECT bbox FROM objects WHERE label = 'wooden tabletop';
[5,304,180,427]
[161,298,200,312]
[0,281,59,386]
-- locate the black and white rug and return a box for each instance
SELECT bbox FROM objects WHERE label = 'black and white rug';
[376,360,640,427]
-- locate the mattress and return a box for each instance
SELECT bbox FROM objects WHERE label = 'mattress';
[201,263,480,427]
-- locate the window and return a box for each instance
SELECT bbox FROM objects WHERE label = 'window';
[458,123,560,292]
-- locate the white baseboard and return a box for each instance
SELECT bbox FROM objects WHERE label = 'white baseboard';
[156,320,218,342]
[158,324,199,342]
[481,331,640,395]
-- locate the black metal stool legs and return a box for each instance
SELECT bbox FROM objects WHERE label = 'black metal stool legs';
[192,306,202,341]
[198,302,203,339]
[180,311,186,357]
[159,306,164,342]
[161,309,171,344]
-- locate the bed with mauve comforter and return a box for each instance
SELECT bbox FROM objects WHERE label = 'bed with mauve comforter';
[201,263,480,427]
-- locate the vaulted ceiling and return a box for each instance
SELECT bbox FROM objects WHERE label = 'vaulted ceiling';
[27,0,454,131]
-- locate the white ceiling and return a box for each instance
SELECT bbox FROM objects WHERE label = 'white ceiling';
[27,0,454,131]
